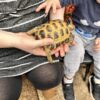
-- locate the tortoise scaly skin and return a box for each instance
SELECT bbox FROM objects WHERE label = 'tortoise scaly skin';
[27,19,74,63]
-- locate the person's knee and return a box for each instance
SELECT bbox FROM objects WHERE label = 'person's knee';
[26,62,64,90]
[0,77,22,100]
[73,43,85,57]
[72,32,85,57]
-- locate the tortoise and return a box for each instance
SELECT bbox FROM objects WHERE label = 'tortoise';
[27,19,74,63]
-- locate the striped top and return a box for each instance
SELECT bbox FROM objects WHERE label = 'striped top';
[0,0,46,32]
[0,0,59,78]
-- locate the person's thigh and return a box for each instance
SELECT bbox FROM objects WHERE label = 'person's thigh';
[86,40,100,78]
[0,76,22,100]
[64,31,85,78]
[26,62,64,90]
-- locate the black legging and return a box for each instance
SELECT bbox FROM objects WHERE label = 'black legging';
[0,62,64,100]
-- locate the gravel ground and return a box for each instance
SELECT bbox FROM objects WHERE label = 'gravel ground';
[19,65,93,100]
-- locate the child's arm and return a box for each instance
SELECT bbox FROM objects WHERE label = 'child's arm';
[50,7,65,21]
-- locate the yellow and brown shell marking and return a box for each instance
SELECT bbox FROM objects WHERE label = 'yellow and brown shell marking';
[27,20,74,63]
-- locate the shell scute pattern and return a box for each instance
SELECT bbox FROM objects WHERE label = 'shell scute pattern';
[27,20,74,63]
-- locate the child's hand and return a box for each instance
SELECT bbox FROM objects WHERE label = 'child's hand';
[36,0,61,15]
[94,38,100,51]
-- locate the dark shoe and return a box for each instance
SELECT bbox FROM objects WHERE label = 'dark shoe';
[89,75,100,100]
[63,83,75,100]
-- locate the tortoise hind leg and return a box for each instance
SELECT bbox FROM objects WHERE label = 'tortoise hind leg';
[44,47,53,63]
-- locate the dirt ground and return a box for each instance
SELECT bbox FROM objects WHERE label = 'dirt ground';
[73,67,92,100]
[19,65,93,100]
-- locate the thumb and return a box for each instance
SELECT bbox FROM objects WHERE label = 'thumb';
[34,38,53,48]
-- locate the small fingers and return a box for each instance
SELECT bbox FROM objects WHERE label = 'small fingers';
[94,43,100,51]
[95,40,99,45]
[53,45,65,57]
[95,39,100,45]
[45,3,52,14]
[36,2,47,12]
[94,45,100,51]
[59,45,65,57]
[55,52,59,57]
[57,4,61,9]
[52,4,57,13]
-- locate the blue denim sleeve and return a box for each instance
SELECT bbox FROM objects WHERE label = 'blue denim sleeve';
[60,0,81,7]
[60,0,70,7]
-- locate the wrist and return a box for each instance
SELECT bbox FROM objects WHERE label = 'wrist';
[7,32,19,48]
[50,8,65,21]
[12,32,26,49]
[0,30,19,48]
[10,33,20,48]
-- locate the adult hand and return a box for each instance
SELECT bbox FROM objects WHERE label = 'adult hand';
[15,32,54,56]
[94,38,100,51]
[36,0,61,15]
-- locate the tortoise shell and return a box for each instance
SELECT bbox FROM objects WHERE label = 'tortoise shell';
[27,19,74,63]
